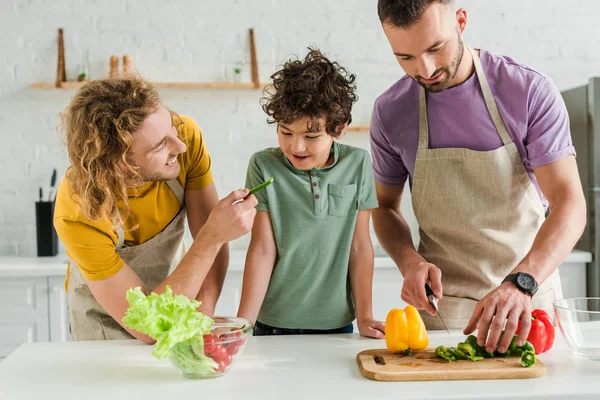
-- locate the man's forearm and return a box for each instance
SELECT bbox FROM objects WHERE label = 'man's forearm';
[152,227,223,300]
[196,243,229,315]
[372,206,424,276]
[513,199,586,283]
[349,245,375,321]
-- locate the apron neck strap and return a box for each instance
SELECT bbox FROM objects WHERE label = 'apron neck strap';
[470,47,512,146]
[165,179,185,206]
[418,47,513,149]
[113,179,185,249]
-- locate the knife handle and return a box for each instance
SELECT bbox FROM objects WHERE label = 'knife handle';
[425,283,435,298]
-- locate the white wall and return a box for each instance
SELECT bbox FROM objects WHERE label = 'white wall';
[1,0,600,256]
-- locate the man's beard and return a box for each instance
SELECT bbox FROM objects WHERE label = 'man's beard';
[141,168,179,182]
[416,33,465,93]
[136,163,180,183]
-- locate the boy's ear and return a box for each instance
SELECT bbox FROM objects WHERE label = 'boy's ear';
[336,122,349,139]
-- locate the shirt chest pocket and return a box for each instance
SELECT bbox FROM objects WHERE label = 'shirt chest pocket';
[327,184,357,218]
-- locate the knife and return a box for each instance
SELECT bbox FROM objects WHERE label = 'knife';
[425,283,449,334]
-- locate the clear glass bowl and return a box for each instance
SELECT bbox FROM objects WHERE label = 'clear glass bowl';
[168,316,253,379]
[554,298,600,360]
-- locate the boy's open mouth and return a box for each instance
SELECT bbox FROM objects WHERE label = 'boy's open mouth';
[292,154,310,161]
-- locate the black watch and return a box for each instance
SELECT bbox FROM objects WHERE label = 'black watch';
[502,272,538,297]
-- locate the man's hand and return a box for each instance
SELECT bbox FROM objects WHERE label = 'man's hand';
[357,318,386,339]
[463,282,533,354]
[201,189,258,245]
[401,260,443,316]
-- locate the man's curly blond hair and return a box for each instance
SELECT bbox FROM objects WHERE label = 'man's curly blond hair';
[60,76,161,230]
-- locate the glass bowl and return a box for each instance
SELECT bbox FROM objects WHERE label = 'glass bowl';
[554,298,600,360]
[168,316,253,379]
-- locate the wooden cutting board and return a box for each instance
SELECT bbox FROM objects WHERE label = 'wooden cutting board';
[357,348,546,381]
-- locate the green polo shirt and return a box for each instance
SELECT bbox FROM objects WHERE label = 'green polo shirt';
[245,141,379,329]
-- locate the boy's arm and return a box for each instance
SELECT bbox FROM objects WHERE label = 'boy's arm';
[350,210,385,339]
[237,210,277,323]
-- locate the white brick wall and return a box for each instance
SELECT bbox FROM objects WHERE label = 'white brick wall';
[1,0,600,256]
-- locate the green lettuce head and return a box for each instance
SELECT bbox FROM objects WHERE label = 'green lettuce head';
[123,286,214,359]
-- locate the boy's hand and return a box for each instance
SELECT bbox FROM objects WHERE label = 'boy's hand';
[358,318,385,339]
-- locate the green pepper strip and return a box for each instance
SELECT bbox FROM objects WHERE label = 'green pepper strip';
[247,176,274,196]
[449,347,470,360]
[520,350,536,368]
[435,346,456,362]
[457,342,476,358]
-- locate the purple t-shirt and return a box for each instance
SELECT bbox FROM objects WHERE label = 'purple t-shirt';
[370,49,575,208]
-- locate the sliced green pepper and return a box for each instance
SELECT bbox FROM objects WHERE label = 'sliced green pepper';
[518,341,535,354]
[457,342,476,358]
[467,335,494,358]
[520,350,536,368]
[449,347,470,360]
[465,335,479,349]
[508,335,519,354]
[435,345,456,361]
[494,349,511,357]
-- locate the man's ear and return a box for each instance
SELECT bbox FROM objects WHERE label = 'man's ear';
[336,122,349,139]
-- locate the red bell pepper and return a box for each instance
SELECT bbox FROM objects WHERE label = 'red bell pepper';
[516,309,555,354]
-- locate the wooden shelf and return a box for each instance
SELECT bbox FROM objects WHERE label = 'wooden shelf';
[31,81,266,89]
[34,28,264,91]
[347,125,370,132]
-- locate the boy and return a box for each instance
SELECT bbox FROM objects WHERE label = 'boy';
[237,48,385,338]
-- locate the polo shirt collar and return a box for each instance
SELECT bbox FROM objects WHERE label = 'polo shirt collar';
[281,141,340,174]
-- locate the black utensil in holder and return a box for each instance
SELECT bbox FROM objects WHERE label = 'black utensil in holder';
[36,201,58,256]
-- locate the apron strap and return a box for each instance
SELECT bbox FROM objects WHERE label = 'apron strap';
[115,217,125,249]
[468,47,513,146]
[114,179,185,249]
[418,89,429,149]
[166,179,185,207]
[418,47,513,150]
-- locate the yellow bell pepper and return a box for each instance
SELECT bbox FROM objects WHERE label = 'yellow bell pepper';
[385,305,428,352]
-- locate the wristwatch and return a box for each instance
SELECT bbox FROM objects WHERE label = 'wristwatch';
[502,272,538,297]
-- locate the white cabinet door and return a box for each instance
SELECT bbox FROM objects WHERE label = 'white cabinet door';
[0,278,49,358]
[0,320,49,357]
[213,271,243,317]
[48,276,70,342]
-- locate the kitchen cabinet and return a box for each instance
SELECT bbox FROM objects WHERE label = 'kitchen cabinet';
[0,259,70,358]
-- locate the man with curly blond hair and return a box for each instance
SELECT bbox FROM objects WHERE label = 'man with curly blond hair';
[236,48,385,338]
[54,77,258,341]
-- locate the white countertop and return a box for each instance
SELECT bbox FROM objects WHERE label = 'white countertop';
[1,330,599,400]
[0,248,593,278]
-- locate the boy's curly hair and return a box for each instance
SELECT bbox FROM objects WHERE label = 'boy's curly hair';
[260,48,358,137]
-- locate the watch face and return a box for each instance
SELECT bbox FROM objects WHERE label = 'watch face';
[516,273,536,291]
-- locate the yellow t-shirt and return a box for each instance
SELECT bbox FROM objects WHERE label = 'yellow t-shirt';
[54,115,213,288]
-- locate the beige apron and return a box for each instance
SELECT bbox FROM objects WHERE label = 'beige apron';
[411,47,562,330]
[68,179,188,340]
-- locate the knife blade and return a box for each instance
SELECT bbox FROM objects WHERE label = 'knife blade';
[425,283,449,334]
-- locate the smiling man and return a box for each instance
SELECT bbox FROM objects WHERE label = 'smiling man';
[54,77,258,342]
[371,0,586,354]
